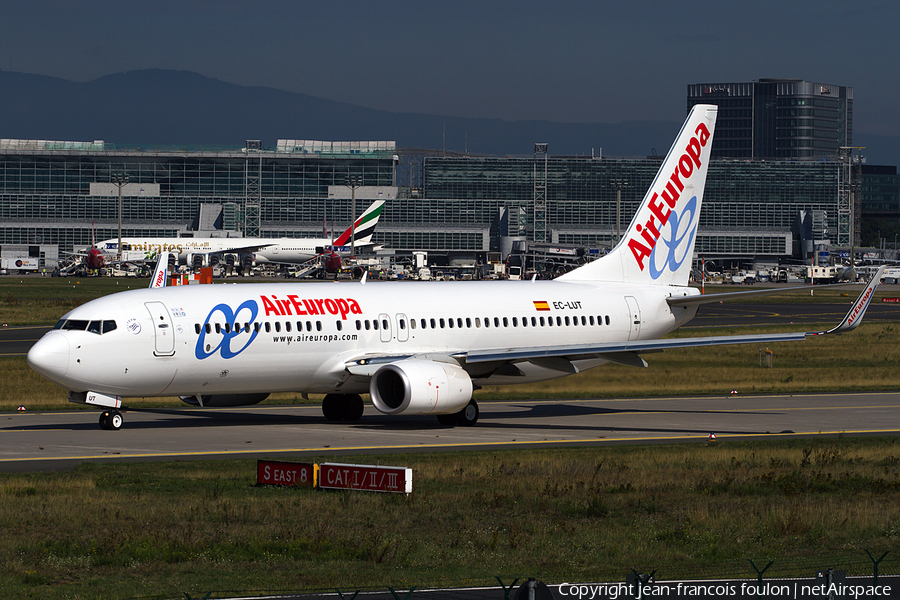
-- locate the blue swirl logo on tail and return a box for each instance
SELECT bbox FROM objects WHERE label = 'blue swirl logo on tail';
[648,195,698,280]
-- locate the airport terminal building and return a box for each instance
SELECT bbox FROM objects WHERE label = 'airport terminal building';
[0,138,852,270]
[0,79,893,271]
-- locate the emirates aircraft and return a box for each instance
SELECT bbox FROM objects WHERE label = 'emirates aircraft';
[28,104,885,431]
[96,199,385,269]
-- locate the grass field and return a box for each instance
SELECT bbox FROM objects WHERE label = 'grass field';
[1,438,899,599]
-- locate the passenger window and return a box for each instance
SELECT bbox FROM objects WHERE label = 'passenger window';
[531,317,537,326]
[540,317,545,326]
[448,318,454,329]
[195,323,201,334]
[265,322,271,333]
[365,320,370,330]
[430,318,436,329]
[439,318,445,329]
[466,318,472,328]
[306,321,312,332]
[336,321,343,331]
[589,316,595,326]
[605,315,610,325]
[356,320,362,330]
[381,319,388,330]
[512,317,518,327]
[457,318,463,328]
[483,318,489,328]
[494,317,500,327]
[556,317,562,326]
[399,319,406,330]
[254,323,261,333]
[502,317,508,327]
[317,321,322,331]
[410,319,416,330]
[215,323,221,334]
[285,322,292,332]
[565,316,570,326]
[547,317,553,327]
[274,322,280,333]
[373,320,379,331]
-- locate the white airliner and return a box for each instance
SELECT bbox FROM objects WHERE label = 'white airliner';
[97,199,385,268]
[28,104,886,431]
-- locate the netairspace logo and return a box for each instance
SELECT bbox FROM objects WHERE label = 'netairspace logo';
[557,581,893,600]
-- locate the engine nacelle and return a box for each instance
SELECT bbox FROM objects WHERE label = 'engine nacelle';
[179,393,269,407]
[188,253,206,271]
[369,359,473,415]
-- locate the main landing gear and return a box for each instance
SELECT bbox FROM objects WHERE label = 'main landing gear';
[322,394,365,422]
[99,409,123,431]
[436,399,479,426]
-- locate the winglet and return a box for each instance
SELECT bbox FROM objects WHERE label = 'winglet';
[149,252,170,288]
[817,265,886,335]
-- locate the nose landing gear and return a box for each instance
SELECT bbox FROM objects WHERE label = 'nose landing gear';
[99,409,123,430]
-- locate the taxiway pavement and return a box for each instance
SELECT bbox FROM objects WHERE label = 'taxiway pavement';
[2,392,899,471]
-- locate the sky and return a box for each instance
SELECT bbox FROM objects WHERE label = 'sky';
[3,0,900,135]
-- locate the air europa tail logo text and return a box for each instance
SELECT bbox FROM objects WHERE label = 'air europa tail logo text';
[260,295,362,320]
[627,121,711,272]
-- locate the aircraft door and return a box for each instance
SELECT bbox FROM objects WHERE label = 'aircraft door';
[145,301,175,356]
[396,313,409,342]
[625,296,641,341]
[379,313,391,343]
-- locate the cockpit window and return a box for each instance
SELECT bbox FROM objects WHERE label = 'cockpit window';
[56,319,117,334]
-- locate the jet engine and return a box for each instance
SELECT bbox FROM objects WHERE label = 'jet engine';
[188,253,205,271]
[179,393,269,407]
[369,359,473,415]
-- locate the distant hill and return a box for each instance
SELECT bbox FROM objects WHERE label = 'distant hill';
[0,68,897,166]
[0,68,677,157]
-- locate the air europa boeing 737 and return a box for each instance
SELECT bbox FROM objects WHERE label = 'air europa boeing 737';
[28,105,886,431]
[97,199,385,269]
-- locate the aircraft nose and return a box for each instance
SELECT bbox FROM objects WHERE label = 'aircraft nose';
[27,331,70,380]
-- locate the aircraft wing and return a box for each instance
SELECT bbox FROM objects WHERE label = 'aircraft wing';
[188,242,276,256]
[666,280,871,308]
[467,266,885,369]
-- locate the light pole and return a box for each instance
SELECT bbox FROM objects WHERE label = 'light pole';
[346,175,362,255]
[111,174,129,261]
[610,180,629,242]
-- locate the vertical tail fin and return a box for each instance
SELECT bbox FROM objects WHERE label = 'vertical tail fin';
[149,252,170,288]
[332,200,386,246]
[558,104,718,285]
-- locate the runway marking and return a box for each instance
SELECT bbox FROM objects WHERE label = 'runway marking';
[3,428,900,463]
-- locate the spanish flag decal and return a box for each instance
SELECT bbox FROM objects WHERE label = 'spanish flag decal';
[533,300,550,311]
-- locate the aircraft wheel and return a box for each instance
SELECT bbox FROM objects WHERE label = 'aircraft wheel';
[455,400,479,426]
[99,411,111,430]
[322,394,344,421]
[109,410,123,430]
[436,413,457,426]
[343,394,364,421]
